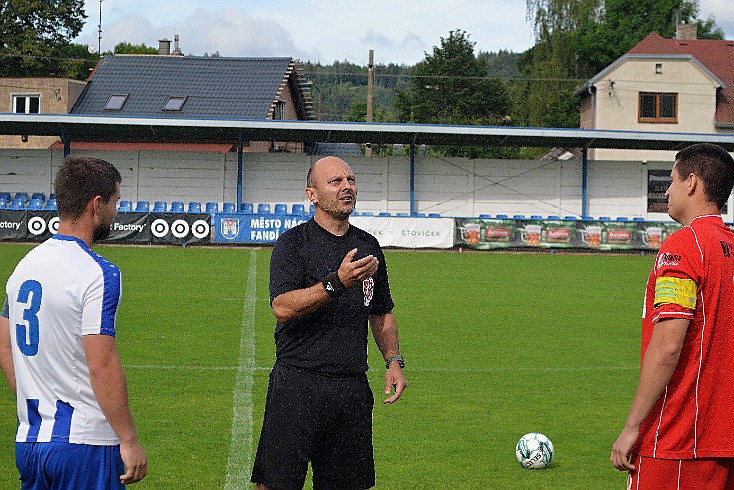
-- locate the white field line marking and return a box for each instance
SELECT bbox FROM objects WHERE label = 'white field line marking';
[224,249,257,490]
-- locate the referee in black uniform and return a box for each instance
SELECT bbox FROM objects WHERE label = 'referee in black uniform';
[251,156,407,490]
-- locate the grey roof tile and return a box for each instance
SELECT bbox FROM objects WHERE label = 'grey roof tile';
[72,56,299,119]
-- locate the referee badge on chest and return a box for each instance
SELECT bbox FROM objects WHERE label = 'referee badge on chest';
[363,277,374,306]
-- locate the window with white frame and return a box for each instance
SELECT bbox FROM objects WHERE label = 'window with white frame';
[13,95,40,114]
[273,100,286,120]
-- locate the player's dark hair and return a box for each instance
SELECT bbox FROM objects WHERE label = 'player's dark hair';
[675,143,734,209]
[307,163,316,188]
[54,156,121,219]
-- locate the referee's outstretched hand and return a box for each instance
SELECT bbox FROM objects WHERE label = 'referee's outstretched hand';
[338,248,379,289]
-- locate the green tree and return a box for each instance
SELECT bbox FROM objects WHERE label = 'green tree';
[106,42,159,55]
[395,30,515,158]
[0,0,87,77]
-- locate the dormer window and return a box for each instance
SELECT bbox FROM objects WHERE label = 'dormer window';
[163,96,186,111]
[104,94,128,110]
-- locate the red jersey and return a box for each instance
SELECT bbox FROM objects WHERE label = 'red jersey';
[635,215,734,459]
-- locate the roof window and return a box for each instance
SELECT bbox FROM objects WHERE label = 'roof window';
[104,94,128,110]
[163,96,186,111]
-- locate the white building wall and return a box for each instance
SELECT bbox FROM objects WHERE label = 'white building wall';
[2,150,732,221]
[590,57,722,161]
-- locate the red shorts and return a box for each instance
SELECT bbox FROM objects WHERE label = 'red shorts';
[628,455,734,490]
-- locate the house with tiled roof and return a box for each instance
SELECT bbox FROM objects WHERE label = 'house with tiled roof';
[63,53,315,153]
[576,24,734,161]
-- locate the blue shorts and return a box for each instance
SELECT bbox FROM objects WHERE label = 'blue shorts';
[15,442,125,490]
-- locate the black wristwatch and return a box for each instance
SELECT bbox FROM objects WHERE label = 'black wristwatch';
[385,354,405,369]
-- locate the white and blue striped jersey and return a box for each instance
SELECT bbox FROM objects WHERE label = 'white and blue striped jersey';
[5,234,122,445]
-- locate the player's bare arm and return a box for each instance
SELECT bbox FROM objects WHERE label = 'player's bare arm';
[370,312,406,404]
[611,318,688,471]
[272,248,378,324]
[84,334,148,484]
[0,314,16,395]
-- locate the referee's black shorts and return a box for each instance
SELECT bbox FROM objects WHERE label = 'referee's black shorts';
[251,361,375,490]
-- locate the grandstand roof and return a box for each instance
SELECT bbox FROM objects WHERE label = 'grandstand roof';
[1,113,733,151]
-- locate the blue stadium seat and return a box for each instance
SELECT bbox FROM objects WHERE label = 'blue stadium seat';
[239,202,253,214]
[309,203,315,215]
[0,198,7,208]
[274,203,287,214]
[222,202,237,213]
[9,198,25,209]
[564,215,578,220]
[187,202,202,213]
[291,204,306,215]
[44,199,57,210]
[153,201,167,212]
[378,212,391,217]
[31,192,45,202]
[616,217,629,222]
[205,202,219,214]
[599,216,612,222]
[396,212,409,217]
[360,211,374,216]
[547,215,560,220]
[257,203,271,214]
[513,214,526,220]
[495,214,509,219]
[414,212,426,217]
[633,217,645,222]
[0,192,11,201]
[118,200,133,212]
[428,213,442,218]
[27,199,43,210]
[170,201,184,213]
[135,201,150,212]
[530,215,543,220]
[581,215,595,221]
[14,192,28,203]
[49,193,56,200]
[479,214,492,219]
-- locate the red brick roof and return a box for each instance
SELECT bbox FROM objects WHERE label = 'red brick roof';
[627,32,734,124]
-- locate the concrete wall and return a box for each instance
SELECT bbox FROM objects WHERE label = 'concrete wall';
[2,149,730,220]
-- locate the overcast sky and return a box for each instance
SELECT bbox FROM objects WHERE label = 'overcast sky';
[75,0,734,66]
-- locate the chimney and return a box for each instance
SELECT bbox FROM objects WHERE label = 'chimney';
[173,34,182,55]
[158,38,171,55]
[676,22,697,40]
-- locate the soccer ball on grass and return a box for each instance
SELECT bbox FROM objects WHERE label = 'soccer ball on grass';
[515,432,554,469]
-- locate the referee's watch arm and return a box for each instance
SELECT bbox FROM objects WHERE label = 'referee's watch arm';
[370,311,407,404]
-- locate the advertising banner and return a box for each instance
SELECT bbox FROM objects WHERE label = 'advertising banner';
[350,216,454,249]
[148,213,211,245]
[212,214,309,243]
[456,217,682,251]
[0,209,28,241]
[101,212,150,244]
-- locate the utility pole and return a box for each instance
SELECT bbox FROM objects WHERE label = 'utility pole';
[365,49,374,157]
[97,0,103,56]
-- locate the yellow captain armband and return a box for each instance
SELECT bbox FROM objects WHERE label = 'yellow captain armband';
[654,276,697,309]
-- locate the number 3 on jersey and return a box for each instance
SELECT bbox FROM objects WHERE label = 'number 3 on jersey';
[16,280,42,356]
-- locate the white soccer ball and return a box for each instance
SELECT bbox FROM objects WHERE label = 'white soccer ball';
[515,432,554,469]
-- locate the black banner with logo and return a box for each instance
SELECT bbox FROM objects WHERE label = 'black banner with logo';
[100,212,150,244]
[148,213,211,245]
[0,209,27,241]
[0,210,210,245]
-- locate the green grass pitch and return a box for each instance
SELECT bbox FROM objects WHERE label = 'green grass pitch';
[0,243,652,488]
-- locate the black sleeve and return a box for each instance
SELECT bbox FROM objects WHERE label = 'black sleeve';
[269,232,308,304]
[369,243,395,315]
